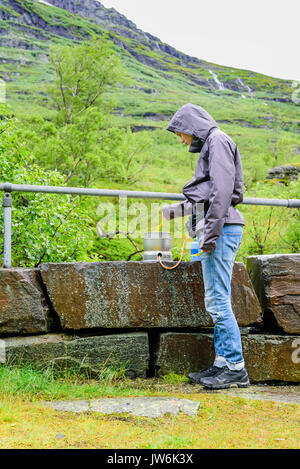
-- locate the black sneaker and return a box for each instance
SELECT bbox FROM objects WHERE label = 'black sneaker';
[201,367,250,389]
[187,365,226,384]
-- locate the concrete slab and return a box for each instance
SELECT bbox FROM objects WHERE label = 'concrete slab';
[45,397,201,418]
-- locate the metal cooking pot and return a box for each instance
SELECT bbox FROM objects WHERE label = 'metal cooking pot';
[143,232,172,262]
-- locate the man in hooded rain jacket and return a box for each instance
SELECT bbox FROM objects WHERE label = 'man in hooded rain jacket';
[162,103,250,390]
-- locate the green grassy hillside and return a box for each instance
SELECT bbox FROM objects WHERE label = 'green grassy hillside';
[0,0,299,264]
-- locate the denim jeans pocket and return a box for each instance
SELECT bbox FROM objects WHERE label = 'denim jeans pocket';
[222,233,243,261]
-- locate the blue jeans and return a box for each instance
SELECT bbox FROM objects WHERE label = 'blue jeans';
[199,224,244,370]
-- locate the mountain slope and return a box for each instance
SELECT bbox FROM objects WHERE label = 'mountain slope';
[0,0,297,99]
[0,0,299,263]
[40,0,296,98]
[0,0,299,139]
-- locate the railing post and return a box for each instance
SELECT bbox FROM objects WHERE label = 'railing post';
[2,190,12,268]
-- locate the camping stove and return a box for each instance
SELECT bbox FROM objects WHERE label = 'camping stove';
[143,232,173,262]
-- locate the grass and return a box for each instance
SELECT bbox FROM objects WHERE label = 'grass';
[0,363,159,401]
[1,394,299,449]
[0,364,299,448]
[0,2,299,450]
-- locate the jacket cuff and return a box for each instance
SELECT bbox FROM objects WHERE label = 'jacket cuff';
[200,242,216,251]
[162,201,192,220]
[162,205,176,220]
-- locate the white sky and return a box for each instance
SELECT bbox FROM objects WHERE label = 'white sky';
[101,0,300,82]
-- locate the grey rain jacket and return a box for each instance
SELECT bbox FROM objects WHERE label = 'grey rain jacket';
[162,103,245,251]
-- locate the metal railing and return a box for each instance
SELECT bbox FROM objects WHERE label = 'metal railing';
[1,182,300,268]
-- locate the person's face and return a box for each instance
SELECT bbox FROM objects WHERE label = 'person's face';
[175,131,193,146]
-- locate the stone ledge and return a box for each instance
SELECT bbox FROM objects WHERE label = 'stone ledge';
[40,261,262,330]
[0,268,51,335]
[0,332,149,378]
[156,333,300,383]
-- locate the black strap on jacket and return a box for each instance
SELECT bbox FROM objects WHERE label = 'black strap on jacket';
[204,200,210,218]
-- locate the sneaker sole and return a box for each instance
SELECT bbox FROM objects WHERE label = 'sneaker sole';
[188,376,218,385]
[188,369,227,385]
[203,381,250,390]
[187,373,207,384]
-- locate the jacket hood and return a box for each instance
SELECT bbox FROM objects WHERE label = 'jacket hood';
[166,103,219,153]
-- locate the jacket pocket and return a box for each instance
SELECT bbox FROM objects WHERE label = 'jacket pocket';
[222,232,243,262]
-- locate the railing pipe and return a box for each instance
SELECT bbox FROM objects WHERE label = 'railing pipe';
[0,183,299,207]
[2,192,12,269]
[0,183,299,268]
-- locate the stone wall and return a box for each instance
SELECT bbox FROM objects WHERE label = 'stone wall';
[0,256,299,382]
[247,254,300,334]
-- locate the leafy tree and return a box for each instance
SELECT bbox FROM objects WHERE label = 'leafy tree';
[19,34,154,187]
[0,106,98,267]
[96,126,153,184]
[236,179,300,264]
[48,33,123,126]
[27,111,153,187]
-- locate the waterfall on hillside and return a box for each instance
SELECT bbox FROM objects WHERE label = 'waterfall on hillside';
[209,70,225,90]
[236,78,252,94]
[38,0,54,6]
